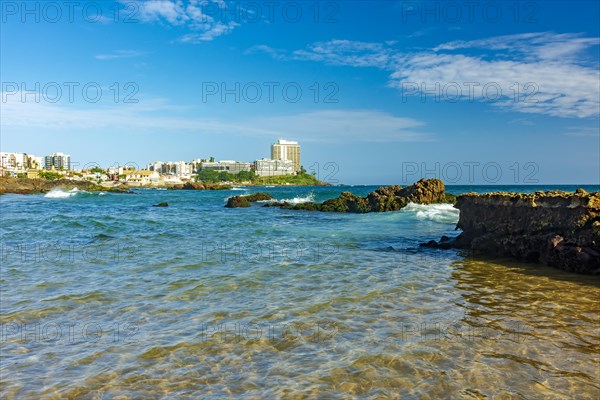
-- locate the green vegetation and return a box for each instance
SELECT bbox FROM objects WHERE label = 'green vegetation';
[254,172,325,186]
[195,169,256,183]
[90,167,106,174]
[39,171,63,181]
[195,168,326,186]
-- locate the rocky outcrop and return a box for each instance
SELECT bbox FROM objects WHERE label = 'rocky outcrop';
[275,179,451,213]
[225,192,274,208]
[426,189,600,274]
[0,177,130,194]
[168,182,232,190]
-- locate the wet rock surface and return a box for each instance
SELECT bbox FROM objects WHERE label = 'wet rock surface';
[169,182,232,190]
[428,190,600,274]
[225,192,274,208]
[282,179,450,213]
[0,177,130,194]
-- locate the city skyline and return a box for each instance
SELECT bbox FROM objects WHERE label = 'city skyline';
[1,1,599,184]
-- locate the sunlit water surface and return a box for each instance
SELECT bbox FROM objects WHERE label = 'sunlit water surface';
[1,185,598,399]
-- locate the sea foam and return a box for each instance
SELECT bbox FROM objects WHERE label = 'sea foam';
[275,193,315,204]
[44,188,81,198]
[402,202,459,224]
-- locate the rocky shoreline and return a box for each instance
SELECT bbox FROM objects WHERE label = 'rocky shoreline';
[0,177,132,195]
[0,177,328,195]
[423,189,600,274]
[226,179,599,274]
[0,177,235,194]
[254,178,453,212]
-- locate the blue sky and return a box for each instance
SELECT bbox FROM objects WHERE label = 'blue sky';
[1,0,599,184]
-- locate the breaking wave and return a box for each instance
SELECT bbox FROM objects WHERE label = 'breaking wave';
[402,202,459,224]
[275,193,315,205]
[44,188,82,198]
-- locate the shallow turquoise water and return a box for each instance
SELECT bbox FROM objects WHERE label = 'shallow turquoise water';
[1,185,599,398]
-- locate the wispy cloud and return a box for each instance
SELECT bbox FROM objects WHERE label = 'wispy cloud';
[130,0,239,42]
[247,110,429,142]
[1,94,430,143]
[254,32,600,119]
[564,126,600,137]
[244,45,287,60]
[95,50,147,60]
[179,21,239,43]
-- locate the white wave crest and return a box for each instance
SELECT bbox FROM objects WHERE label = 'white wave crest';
[44,188,81,198]
[276,193,315,205]
[402,202,459,224]
[231,187,247,191]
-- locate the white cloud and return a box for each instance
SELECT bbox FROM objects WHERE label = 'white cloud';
[292,40,399,69]
[95,50,146,60]
[137,0,188,25]
[0,94,429,143]
[179,21,239,43]
[258,32,600,119]
[130,0,238,42]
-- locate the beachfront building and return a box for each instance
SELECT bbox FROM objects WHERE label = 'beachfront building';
[44,152,71,171]
[1,152,28,174]
[122,170,160,186]
[271,139,300,173]
[254,158,294,177]
[0,152,44,175]
[147,160,199,179]
[200,160,252,174]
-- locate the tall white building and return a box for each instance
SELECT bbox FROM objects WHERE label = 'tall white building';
[271,139,300,173]
[44,152,71,170]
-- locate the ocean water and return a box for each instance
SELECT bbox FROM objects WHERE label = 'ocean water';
[1,185,599,399]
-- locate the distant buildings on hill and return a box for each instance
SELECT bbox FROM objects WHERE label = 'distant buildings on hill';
[146,139,301,179]
[1,139,302,182]
[0,151,70,175]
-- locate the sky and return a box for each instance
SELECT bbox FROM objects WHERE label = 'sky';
[1,0,599,185]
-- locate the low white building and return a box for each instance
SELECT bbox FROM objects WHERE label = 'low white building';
[254,158,294,177]
[148,160,196,178]
[122,170,160,186]
[201,160,252,174]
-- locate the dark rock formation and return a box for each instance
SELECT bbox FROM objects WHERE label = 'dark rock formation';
[153,202,169,207]
[278,179,450,213]
[225,192,274,208]
[169,182,232,190]
[0,177,131,194]
[429,190,600,274]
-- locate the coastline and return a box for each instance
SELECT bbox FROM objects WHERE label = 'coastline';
[0,176,329,195]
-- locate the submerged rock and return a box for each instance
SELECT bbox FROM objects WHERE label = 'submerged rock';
[153,202,169,207]
[430,190,600,274]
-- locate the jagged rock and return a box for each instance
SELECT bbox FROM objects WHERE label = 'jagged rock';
[0,176,129,194]
[175,182,232,190]
[243,193,274,202]
[434,190,600,274]
[225,192,274,208]
[225,196,250,208]
[287,178,448,213]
